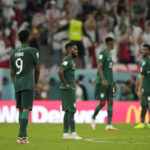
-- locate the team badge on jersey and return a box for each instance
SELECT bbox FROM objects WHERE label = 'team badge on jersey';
[63,61,68,66]
[99,55,103,59]
[100,93,104,98]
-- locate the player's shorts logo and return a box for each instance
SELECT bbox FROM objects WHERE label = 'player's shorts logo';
[100,93,104,98]
[73,103,76,108]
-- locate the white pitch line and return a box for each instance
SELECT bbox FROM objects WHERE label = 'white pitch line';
[84,137,150,145]
[91,136,150,140]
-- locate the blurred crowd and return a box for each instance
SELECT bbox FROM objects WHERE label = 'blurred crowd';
[1,0,150,68]
[0,0,149,100]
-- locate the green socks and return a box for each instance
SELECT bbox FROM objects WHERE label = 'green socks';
[107,105,113,125]
[63,111,69,133]
[19,112,29,138]
[19,111,23,124]
[68,111,75,133]
[141,100,147,123]
[92,104,102,120]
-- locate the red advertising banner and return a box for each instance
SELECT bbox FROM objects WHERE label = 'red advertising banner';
[0,101,149,123]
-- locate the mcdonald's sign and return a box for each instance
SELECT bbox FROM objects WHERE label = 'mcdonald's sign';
[126,105,149,123]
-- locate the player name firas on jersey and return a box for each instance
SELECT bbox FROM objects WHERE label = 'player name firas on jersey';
[15,52,24,57]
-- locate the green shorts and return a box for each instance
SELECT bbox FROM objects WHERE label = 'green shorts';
[95,84,113,100]
[15,90,34,110]
[142,89,150,102]
[60,89,76,111]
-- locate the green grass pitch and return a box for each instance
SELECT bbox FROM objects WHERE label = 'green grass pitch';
[0,123,150,150]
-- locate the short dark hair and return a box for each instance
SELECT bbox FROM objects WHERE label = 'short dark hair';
[65,42,76,51]
[105,37,114,44]
[143,43,150,50]
[18,29,30,43]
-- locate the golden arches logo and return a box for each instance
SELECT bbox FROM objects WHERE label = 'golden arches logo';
[126,105,149,123]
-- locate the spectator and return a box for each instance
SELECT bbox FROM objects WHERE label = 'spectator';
[78,75,88,100]
[36,76,49,100]
[119,75,138,101]
[54,14,93,68]
[75,81,84,101]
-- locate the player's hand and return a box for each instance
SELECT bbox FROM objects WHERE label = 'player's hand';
[114,84,117,93]
[65,84,72,89]
[102,80,108,88]
[137,89,142,97]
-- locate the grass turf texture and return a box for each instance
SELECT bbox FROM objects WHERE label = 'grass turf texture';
[0,124,150,150]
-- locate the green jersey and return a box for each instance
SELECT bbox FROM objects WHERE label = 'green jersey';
[140,56,150,92]
[96,49,113,85]
[10,45,40,92]
[59,56,76,89]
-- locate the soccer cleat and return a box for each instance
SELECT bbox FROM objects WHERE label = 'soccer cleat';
[62,133,73,140]
[105,125,118,131]
[90,119,96,130]
[147,124,150,128]
[134,123,145,129]
[16,138,25,144]
[23,137,30,144]
[71,132,82,140]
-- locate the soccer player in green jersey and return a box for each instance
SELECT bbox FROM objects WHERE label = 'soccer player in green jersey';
[90,37,117,130]
[58,42,82,140]
[134,44,150,129]
[10,29,40,144]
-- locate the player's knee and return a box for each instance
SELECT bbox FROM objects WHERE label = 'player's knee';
[23,108,30,112]
[108,99,113,105]
[141,96,146,100]
[100,101,106,107]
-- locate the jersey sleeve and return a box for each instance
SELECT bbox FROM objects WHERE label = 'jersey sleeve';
[30,48,40,64]
[140,61,147,76]
[98,52,105,63]
[61,59,70,70]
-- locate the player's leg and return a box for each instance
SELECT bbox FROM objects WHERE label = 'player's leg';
[62,110,72,140]
[91,84,106,130]
[63,110,69,133]
[20,108,30,144]
[68,90,82,140]
[134,95,147,129]
[15,91,25,144]
[146,94,150,128]
[19,90,34,143]
[105,85,117,131]
[61,89,73,139]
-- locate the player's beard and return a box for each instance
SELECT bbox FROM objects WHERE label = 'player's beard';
[72,53,78,58]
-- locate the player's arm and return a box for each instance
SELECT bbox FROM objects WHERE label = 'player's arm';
[137,61,146,97]
[137,75,144,97]
[31,48,40,86]
[97,63,108,88]
[135,77,140,94]
[58,67,72,89]
[34,63,40,85]
[113,80,117,93]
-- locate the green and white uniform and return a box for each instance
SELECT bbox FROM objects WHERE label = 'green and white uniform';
[95,49,113,100]
[10,45,39,110]
[140,57,150,100]
[60,56,76,111]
